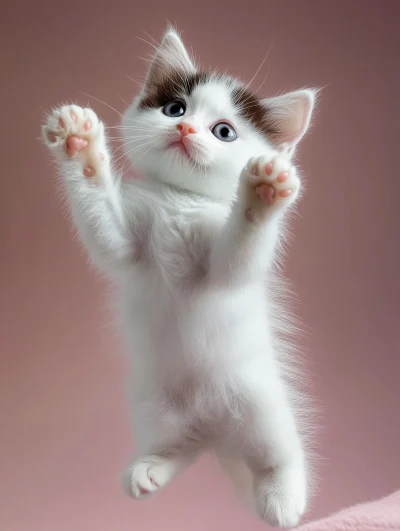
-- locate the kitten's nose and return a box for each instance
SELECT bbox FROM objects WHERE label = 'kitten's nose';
[177,123,197,137]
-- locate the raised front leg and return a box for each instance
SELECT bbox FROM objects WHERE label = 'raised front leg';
[209,153,301,286]
[42,105,136,277]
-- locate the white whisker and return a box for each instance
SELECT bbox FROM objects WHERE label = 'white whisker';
[113,138,158,167]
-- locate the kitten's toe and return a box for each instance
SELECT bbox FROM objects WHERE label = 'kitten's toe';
[242,154,300,214]
[254,463,307,527]
[122,455,178,500]
[122,461,159,499]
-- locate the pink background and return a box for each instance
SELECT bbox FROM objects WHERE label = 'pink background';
[1,1,399,530]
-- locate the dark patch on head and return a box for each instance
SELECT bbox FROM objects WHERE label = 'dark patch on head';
[139,68,280,143]
[232,86,280,141]
[139,71,211,109]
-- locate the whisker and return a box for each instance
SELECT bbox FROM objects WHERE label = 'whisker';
[137,35,159,52]
[116,92,129,106]
[253,66,270,96]
[109,138,149,148]
[105,120,153,130]
[143,30,160,47]
[129,140,159,166]
[126,74,143,88]
[80,91,149,125]
[244,45,272,93]
[113,138,158,166]
[109,129,153,136]
[80,91,126,120]
[232,46,273,111]
[113,136,154,153]
[108,134,153,139]
[235,45,273,106]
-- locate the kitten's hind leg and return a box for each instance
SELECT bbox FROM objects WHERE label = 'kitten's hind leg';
[237,367,308,527]
[122,423,202,499]
[122,452,195,499]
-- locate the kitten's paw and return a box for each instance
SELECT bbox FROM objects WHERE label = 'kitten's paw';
[254,463,307,527]
[241,154,300,222]
[122,455,177,500]
[42,105,109,181]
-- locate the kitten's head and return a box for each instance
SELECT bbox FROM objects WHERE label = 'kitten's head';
[123,28,315,199]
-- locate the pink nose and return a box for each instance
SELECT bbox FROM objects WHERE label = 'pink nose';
[177,123,197,136]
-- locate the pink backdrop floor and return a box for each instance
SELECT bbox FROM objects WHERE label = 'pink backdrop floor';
[1,1,399,530]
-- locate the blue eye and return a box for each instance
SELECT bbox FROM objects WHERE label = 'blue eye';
[163,101,186,117]
[211,122,237,142]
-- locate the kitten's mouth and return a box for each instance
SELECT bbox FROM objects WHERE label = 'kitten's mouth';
[167,139,192,161]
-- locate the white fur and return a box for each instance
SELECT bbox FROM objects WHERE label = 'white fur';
[42,28,316,527]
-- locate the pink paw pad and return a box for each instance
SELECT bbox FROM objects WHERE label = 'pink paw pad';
[264,162,274,176]
[66,135,88,157]
[58,118,65,129]
[138,486,150,496]
[277,171,289,183]
[83,166,95,178]
[279,189,292,198]
[70,111,77,123]
[47,131,58,144]
[84,120,91,131]
[256,184,275,205]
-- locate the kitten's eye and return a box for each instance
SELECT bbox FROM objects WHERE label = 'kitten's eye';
[163,101,186,118]
[211,122,237,142]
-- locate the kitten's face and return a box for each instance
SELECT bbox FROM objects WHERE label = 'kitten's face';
[123,75,270,198]
[122,29,315,200]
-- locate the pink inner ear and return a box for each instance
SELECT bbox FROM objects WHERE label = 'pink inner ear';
[288,102,310,143]
[264,90,315,149]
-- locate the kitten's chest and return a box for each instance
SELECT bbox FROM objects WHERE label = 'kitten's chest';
[127,188,228,290]
[146,211,208,287]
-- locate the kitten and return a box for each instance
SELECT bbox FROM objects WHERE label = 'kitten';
[42,27,317,527]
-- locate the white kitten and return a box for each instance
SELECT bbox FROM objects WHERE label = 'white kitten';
[42,27,317,527]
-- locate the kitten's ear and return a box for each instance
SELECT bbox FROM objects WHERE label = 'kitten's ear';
[143,28,196,90]
[262,89,316,153]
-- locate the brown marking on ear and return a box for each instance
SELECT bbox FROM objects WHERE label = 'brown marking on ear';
[232,87,280,142]
[139,71,211,110]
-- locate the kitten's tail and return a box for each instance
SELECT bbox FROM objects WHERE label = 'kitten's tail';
[216,454,256,513]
